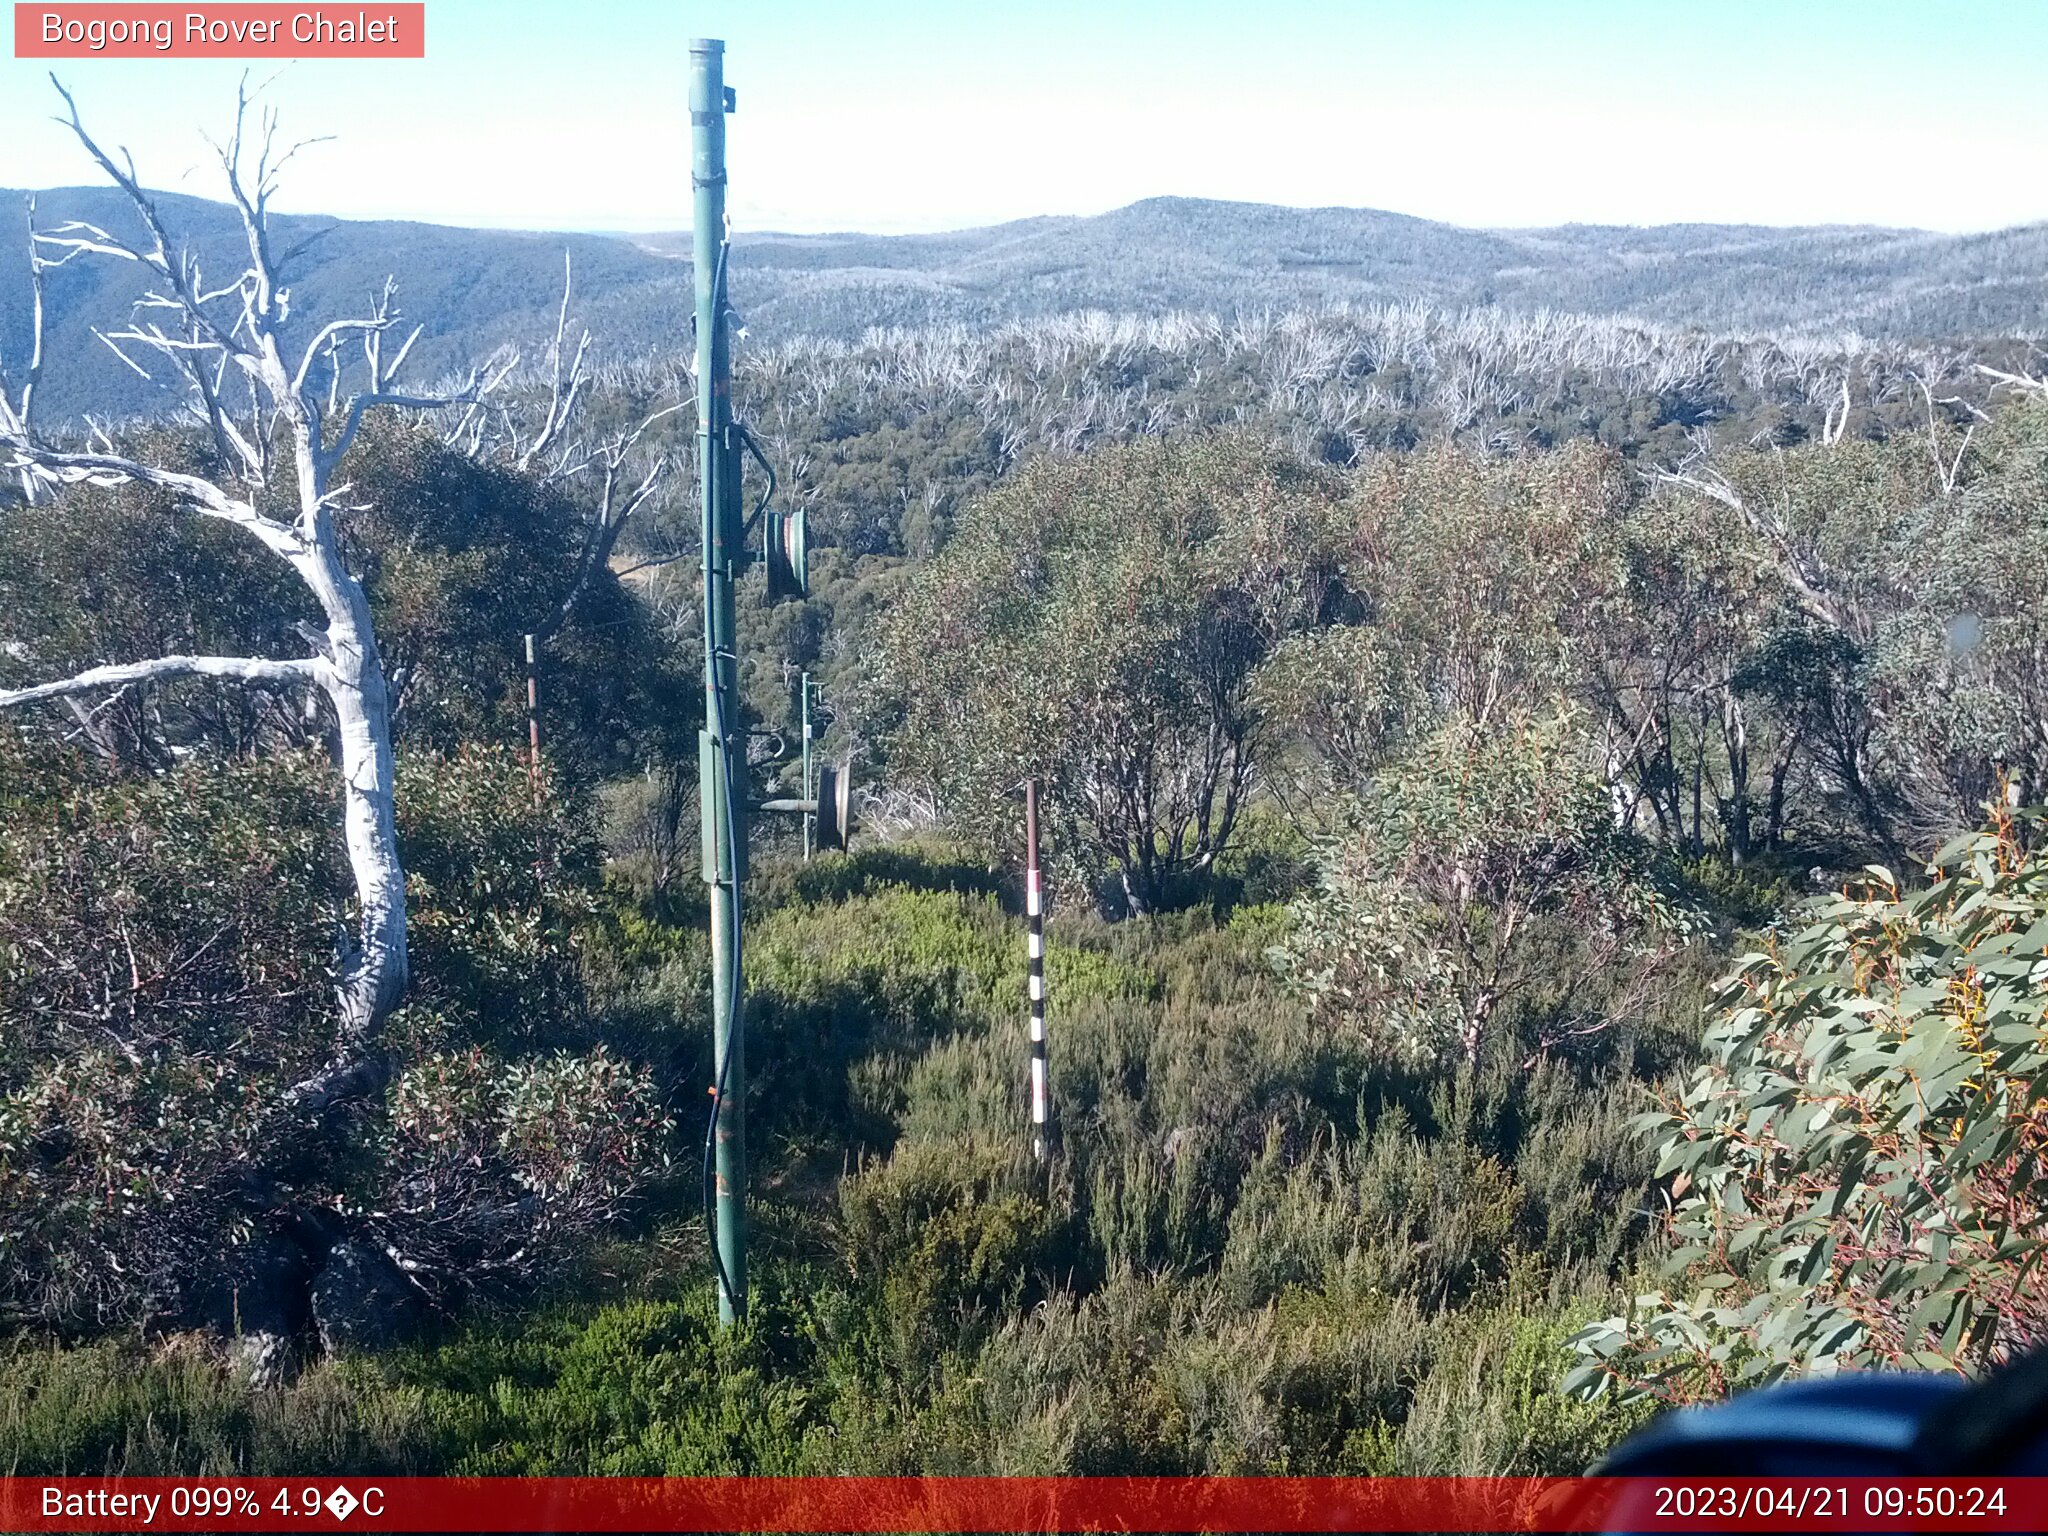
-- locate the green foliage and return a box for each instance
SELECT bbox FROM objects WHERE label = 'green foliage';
[1253,623,1430,797]
[43,326,2045,1476]
[0,447,312,770]
[379,1045,671,1285]
[1344,444,1622,725]
[1277,708,1697,1068]
[0,1333,419,1476]
[1570,806,2048,1403]
[839,1138,1065,1363]
[393,744,599,1055]
[1375,1304,1656,1475]
[880,433,1344,912]
[746,849,1682,1471]
[0,745,341,1325]
[1220,412,2048,882]
[0,1291,813,1476]
[1658,408,2048,851]
[738,875,1154,1164]
[0,421,693,786]
[377,1295,816,1475]
[345,424,696,787]
[0,736,670,1331]
[1,835,1690,1476]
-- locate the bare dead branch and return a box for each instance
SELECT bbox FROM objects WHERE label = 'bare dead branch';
[47,75,253,362]
[0,440,305,554]
[12,195,46,434]
[320,381,482,479]
[0,653,323,710]
[1977,363,2048,396]
[1821,374,1850,447]
[531,450,670,646]
[1915,373,1974,496]
[292,314,396,396]
[1648,449,1852,635]
[517,252,592,476]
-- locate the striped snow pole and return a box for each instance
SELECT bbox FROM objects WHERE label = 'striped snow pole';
[1026,778,1050,1161]
[523,632,542,809]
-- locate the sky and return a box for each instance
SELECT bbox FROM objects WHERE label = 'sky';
[2,0,2044,236]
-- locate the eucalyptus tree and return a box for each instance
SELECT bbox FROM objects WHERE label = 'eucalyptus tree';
[881,433,1344,913]
[1570,807,2048,1401]
[1276,708,1693,1071]
[1650,393,2048,852]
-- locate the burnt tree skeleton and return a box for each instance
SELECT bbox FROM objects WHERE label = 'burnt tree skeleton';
[448,250,687,660]
[0,78,493,1099]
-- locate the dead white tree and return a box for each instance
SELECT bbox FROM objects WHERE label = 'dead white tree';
[1910,373,1975,496]
[449,251,688,644]
[0,196,49,503]
[1647,432,1857,638]
[0,79,489,1095]
[1977,361,2048,401]
[1821,374,1852,447]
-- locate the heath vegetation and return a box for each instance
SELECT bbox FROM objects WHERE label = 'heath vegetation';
[4,95,2047,1475]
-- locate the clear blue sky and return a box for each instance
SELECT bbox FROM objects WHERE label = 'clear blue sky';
[3,0,2043,234]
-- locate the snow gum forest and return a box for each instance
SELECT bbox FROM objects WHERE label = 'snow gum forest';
[3,90,2048,1479]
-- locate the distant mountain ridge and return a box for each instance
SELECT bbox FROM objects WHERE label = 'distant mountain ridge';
[693,197,2047,341]
[3,189,2043,421]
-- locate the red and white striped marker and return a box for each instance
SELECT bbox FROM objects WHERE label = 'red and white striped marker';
[1025,779,1050,1161]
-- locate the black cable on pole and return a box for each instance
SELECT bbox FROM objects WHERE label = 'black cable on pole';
[735,422,777,541]
[701,657,743,1315]
[696,228,744,1316]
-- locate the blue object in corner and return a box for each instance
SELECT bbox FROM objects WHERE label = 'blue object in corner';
[1598,1373,1969,1476]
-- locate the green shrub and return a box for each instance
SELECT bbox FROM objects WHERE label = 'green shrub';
[1276,707,1697,1071]
[1,831,1685,1475]
[383,1295,814,1474]
[838,1138,1068,1363]
[1571,806,2048,1403]
[0,737,669,1335]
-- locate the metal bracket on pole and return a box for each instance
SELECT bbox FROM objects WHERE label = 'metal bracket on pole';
[754,759,854,852]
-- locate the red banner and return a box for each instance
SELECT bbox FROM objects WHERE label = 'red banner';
[2,1476,2046,1532]
[14,5,425,58]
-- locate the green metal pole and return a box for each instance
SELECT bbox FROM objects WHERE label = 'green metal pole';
[801,673,814,861]
[691,36,746,1325]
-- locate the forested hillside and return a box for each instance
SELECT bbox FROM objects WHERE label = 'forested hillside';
[5,149,2048,1483]
[0,186,689,424]
[645,198,2048,342]
[4,186,2044,420]
[8,370,2048,1469]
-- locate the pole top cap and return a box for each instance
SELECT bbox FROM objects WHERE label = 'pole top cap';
[689,37,726,52]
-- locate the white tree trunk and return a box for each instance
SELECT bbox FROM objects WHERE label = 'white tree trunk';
[314,568,408,1038]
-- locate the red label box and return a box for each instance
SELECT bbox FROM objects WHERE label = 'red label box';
[14,4,425,57]
[3,1476,2048,1533]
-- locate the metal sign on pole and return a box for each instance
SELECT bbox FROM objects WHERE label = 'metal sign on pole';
[1026,779,1051,1161]
[759,759,852,852]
